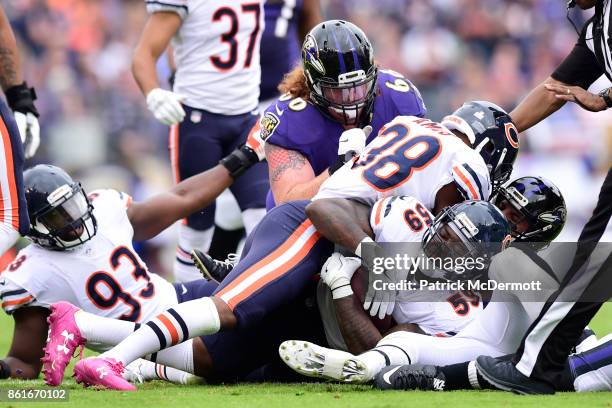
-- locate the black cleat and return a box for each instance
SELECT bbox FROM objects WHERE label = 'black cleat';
[475,355,554,395]
[374,364,447,391]
[191,249,236,282]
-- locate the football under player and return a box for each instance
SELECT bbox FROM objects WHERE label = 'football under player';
[262,20,427,209]
[280,178,574,385]
[0,5,41,255]
[56,100,516,390]
[132,0,269,282]
[0,138,261,382]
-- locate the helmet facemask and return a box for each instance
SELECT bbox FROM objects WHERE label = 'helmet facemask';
[493,184,564,249]
[29,183,97,250]
[421,207,489,282]
[309,68,377,127]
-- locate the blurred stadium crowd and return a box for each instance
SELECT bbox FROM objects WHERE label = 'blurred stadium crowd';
[5,0,611,276]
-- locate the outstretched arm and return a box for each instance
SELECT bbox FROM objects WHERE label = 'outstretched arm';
[127,165,232,242]
[306,198,373,253]
[509,77,567,133]
[1,307,49,379]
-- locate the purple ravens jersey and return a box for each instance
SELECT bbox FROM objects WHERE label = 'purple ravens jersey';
[260,0,304,101]
[262,69,427,176]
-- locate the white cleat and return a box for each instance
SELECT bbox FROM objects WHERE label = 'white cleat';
[342,357,377,383]
[279,340,355,381]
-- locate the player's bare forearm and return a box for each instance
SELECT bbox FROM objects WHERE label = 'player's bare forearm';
[129,165,232,241]
[282,171,329,202]
[510,76,566,132]
[4,307,50,379]
[266,143,329,203]
[306,198,373,253]
[333,296,382,354]
[132,46,160,96]
[132,12,181,96]
[0,7,22,90]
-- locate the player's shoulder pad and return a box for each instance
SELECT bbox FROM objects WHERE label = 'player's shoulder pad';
[371,195,424,228]
[451,158,491,202]
[0,250,49,313]
[0,277,37,314]
[145,0,188,19]
[89,189,133,213]
[377,69,427,117]
[261,93,327,149]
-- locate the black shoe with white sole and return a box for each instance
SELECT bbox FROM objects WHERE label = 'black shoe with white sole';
[191,249,236,282]
[374,364,447,391]
[475,355,555,395]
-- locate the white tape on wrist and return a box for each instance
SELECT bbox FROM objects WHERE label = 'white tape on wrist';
[354,236,374,258]
[332,284,354,299]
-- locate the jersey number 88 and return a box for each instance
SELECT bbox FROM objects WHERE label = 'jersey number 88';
[356,124,441,191]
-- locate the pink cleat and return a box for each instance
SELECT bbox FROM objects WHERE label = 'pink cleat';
[74,357,136,391]
[41,301,86,386]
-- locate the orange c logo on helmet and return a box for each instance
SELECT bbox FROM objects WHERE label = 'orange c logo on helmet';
[504,123,520,149]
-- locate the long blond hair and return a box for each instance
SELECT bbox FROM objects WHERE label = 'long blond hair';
[277,65,310,100]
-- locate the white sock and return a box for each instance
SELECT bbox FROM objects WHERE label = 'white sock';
[357,331,418,378]
[149,339,195,374]
[174,224,214,282]
[75,310,137,346]
[124,359,200,385]
[102,297,220,366]
[241,208,266,235]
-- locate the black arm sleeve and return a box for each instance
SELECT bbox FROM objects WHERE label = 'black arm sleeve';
[552,17,604,89]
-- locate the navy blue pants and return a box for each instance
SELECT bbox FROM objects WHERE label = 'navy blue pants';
[170,105,269,230]
[213,200,333,328]
[173,200,333,381]
[0,97,28,235]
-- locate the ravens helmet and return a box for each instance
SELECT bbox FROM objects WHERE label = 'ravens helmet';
[492,176,566,248]
[441,101,520,194]
[24,164,97,250]
[302,20,377,127]
[421,200,511,281]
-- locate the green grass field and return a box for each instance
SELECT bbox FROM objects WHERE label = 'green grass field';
[1,305,611,408]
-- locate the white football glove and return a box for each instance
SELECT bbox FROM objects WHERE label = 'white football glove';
[146,88,186,126]
[13,111,40,159]
[338,125,372,156]
[320,252,362,299]
[245,128,266,161]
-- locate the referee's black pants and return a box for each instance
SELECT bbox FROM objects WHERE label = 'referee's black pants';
[511,168,612,386]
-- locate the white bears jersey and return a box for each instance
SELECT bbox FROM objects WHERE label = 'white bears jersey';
[146,0,264,114]
[0,190,178,323]
[370,195,483,336]
[314,116,491,211]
